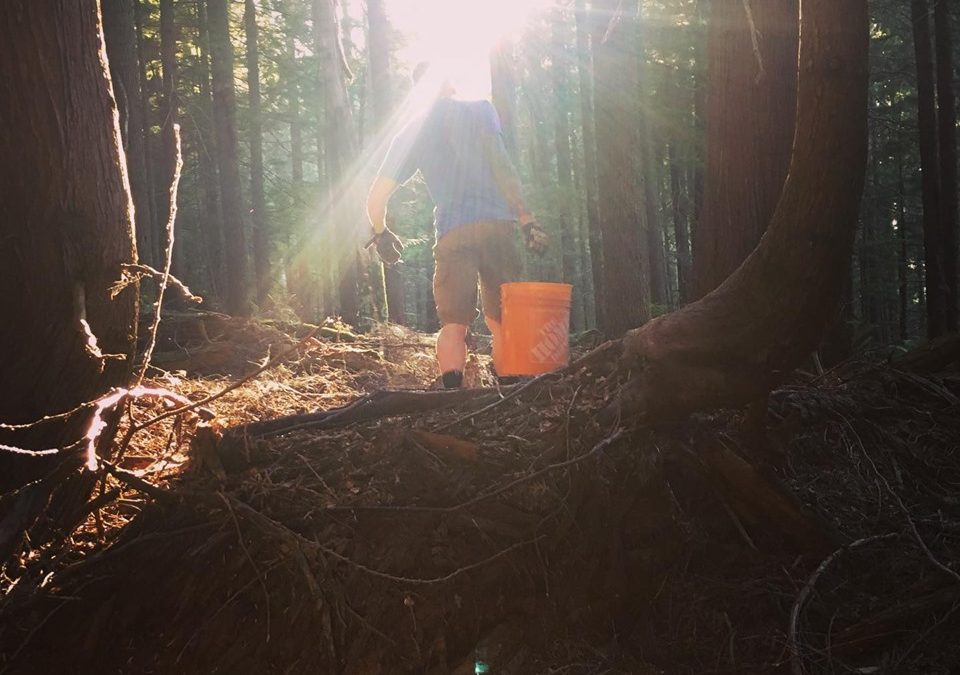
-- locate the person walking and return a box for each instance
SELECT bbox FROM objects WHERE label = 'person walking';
[366,71,547,389]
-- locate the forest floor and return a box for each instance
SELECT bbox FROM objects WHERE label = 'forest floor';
[2,312,960,674]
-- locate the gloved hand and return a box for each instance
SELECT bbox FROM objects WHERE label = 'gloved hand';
[366,227,403,265]
[522,221,549,257]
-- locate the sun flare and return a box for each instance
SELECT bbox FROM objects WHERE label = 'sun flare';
[387,0,552,98]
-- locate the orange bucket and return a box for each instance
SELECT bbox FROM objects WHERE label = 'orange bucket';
[499,282,573,376]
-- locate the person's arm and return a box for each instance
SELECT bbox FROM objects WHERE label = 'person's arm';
[366,175,399,234]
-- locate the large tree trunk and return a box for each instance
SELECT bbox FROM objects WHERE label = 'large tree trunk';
[367,0,406,325]
[208,0,251,316]
[0,0,138,487]
[593,0,650,336]
[102,0,156,272]
[245,0,271,306]
[620,0,868,419]
[690,0,799,300]
[910,0,947,338]
[933,0,958,332]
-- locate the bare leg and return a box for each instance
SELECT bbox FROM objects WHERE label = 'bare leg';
[485,315,504,375]
[437,323,468,375]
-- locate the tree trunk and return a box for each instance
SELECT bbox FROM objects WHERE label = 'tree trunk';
[208,0,250,316]
[159,0,183,275]
[0,0,138,488]
[668,139,691,303]
[575,0,603,328]
[133,0,161,268]
[933,0,958,331]
[910,0,947,338]
[620,0,868,419]
[245,0,271,306]
[552,7,584,329]
[102,0,156,271]
[196,0,226,298]
[367,0,406,325]
[690,0,799,301]
[313,0,360,326]
[593,0,650,336]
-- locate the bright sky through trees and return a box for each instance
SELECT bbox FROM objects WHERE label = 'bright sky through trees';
[383,0,552,98]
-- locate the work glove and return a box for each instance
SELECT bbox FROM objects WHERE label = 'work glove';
[522,221,549,257]
[365,227,403,265]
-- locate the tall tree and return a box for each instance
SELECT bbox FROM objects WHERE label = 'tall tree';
[575,0,604,327]
[313,0,361,325]
[620,0,868,419]
[690,0,799,300]
[245,0,271,304]
[368,0,406,325]
[102,0,156,270]
[0,0,138,486]
[208,0,250,315]
[159,0,181,271]
[593,0,650,336]
[933,0,958,331]
[195,0,225,296]
[910,0,948,337]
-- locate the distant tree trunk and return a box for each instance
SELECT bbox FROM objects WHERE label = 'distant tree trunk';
[552,7,584,330]
[575,0,603,327]
[898,152,910,341]
[933,0,958,331]
[593,0,650,336]
[133,0,161,267]
[690,0,799,300]
[668,139,691,302]
[208,0,250,315]
[621,0,868,419]
[196,0,225,298]
[313,0,360,326]
[159,0,182,274]
[0,0,138,488]
[245,0,271,305]
[491,39,519,161]
[690,0,707,240]
[368,0,406,325]
[102,0,156,271]
[911,0,947,338]
[289,36,304,185]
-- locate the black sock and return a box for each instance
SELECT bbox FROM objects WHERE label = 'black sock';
[441,370,464,389]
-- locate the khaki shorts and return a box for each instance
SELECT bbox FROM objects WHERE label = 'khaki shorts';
[433,220,521,325]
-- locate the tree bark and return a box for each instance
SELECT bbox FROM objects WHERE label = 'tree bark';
[575,0,603,328]
[367,0,406,325]
[196,0,226,297]
[245,0,271,306]
[593,0,650,336]
[933,0,958,331]
[159,0,183,276]
[0,0,138,488]
[690,0,799,301]
[208,0,251,316]
[910,0,947,338]
[313,0,361,326]
[620,0,868,419]
[102,0,156,271]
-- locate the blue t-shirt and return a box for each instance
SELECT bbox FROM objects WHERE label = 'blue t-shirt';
[377,98,516,238]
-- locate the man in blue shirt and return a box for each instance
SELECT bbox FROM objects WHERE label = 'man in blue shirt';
[366,75,547,388]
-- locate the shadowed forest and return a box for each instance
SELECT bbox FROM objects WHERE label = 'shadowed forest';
[1,0,960,673]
